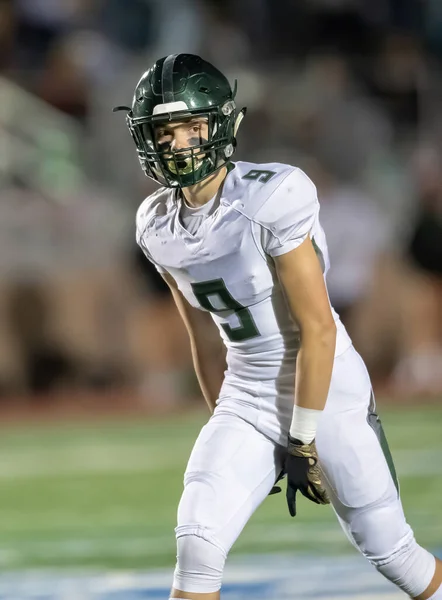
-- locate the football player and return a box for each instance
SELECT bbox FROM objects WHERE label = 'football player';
[115,54,442,600]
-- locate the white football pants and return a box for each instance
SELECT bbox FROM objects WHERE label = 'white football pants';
[173,345,436,596]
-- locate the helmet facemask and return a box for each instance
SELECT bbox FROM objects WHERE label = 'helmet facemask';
[126,102,237,188]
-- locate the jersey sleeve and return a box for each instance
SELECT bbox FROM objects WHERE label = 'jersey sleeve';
[135,202,166,274]
[255,167,319,257]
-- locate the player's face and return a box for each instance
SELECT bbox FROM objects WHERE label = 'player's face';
[154,118,208,152]
[153,117,209,177]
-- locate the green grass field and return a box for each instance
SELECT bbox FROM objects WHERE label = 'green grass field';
[0,404,440,572]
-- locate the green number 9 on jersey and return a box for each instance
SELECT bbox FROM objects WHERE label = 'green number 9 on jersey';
[191,278,260,342]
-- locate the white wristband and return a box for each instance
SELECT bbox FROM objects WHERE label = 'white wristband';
[289,405,322,444]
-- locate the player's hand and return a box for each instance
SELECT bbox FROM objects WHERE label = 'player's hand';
[268,469,284,496]
[285,436,330,517]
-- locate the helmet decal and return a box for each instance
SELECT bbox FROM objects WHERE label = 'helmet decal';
[152,101,189,116]
[161,54,179,103]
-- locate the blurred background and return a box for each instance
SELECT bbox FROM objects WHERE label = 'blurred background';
[0,0,441,598]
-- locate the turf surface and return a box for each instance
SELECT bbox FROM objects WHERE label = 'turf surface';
[0,405,440,571]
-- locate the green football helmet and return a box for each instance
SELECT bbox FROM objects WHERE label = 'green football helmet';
[114,54,246,188]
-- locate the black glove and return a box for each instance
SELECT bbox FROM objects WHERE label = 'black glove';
[268,469,284,496]
[285,436,330,517]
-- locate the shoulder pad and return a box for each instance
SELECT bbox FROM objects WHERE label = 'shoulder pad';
[252,167,318,230]
[222,161,295,219]
[135,186,174,243]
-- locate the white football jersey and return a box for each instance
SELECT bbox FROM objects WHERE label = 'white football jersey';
[136,161,352,443]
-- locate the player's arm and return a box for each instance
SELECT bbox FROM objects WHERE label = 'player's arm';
[274,236,336,418]
[257,168,336,442]
[162,272,226,413]
[274,235,336,516]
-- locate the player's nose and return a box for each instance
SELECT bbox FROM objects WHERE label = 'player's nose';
[170,133,189,151]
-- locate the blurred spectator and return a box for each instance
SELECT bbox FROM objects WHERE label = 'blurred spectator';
[150,0,205,59]
[35,34,90,122]
[425,0,442,57]
[0,0,15,71]
[306,0,374,61]
[292,52,393,181]
[304,158,402,385]
[201,1,249,67]
[13,0,85,71]
[127,245,195,409]
[95,0,153,53]
[367,33,426,138]
[391,146,442,395]
[409,146,442,278]
[6,281,77,395]
[307,159,392,325]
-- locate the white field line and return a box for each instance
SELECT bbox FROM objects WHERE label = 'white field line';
[0,555,406,599]
[8,516,441,562]
[0,507,172,531]
[0,443,191,479]
[8,517,442,567]
[0,522,351,566]
[0,446,440,480]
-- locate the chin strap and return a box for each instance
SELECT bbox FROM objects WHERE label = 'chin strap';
[234,107,247,137]
[224,107,247,158]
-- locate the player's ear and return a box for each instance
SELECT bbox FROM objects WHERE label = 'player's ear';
[234,107,247,138]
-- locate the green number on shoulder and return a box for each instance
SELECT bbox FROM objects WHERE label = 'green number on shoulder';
[242,169,276,183]
[191,279,260,342]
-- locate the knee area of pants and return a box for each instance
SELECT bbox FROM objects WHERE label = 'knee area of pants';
[348,501,410,558]
[369,534,436,598]
[347,504,436,597]
[173,530,226,594]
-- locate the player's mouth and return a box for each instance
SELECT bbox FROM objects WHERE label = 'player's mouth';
[164,151,204,175]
